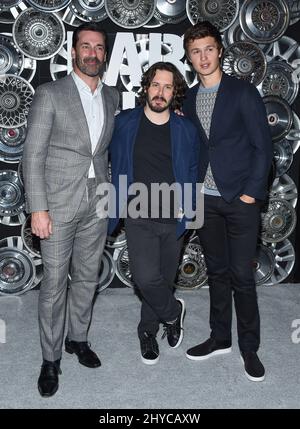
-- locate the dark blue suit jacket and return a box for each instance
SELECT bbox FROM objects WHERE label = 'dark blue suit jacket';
[108,106,200,238]
[183,73,273,202]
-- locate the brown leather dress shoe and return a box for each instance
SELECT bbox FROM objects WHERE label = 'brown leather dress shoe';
[65,337,101,368]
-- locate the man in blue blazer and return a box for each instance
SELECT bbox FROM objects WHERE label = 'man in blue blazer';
[183,22,273,381]
[108,62,200,365]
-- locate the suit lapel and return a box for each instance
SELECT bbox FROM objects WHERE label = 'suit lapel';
[68,76,92,153]
[209,73,229,143]
[94,84,108,154]
[189,83,209,146]
[169,113,185,216]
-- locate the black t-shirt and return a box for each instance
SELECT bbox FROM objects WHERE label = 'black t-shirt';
[130,112,177,223]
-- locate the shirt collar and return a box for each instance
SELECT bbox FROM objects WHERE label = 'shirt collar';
[71,70,103,94]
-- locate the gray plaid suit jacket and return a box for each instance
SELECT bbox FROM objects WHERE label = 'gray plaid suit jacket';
[23,74,119,222]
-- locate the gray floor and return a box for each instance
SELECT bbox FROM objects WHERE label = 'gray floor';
[0,284,299,409]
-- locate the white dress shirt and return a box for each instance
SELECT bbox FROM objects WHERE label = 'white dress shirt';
[72,71,104,178]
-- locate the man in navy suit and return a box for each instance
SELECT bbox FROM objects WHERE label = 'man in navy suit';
[183,22,273,381]
[108,62,200,365]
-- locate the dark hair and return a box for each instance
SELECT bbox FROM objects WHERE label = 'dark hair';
[72,22,108,53]
[137,62,188,111]
[183,21,223,54]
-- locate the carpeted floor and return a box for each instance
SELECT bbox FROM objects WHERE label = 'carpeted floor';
[0,284,299,409]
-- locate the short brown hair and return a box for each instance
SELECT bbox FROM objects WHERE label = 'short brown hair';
[184,21,223,54]
[137,62,187,111]
[72,22,108,54]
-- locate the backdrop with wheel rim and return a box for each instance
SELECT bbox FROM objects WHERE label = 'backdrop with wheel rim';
[0,0,299,293]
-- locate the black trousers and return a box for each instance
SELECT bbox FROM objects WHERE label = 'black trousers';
[198,195,261,352]
[125,218,184,339]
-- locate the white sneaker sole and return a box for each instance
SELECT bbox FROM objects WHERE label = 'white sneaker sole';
[240,356,265,382]
[186,346,232,361]
[141,355,159,365]
[170,298,186,349]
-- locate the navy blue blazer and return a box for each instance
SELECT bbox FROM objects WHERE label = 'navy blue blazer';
[183,73,273,202]
[108,106,200,238]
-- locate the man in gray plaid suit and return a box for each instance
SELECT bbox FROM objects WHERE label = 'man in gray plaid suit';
[22,23,119,397]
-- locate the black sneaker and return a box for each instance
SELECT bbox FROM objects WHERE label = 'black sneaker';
[140,332,159,365]
[186,338,232,361]
[162,298,186,349]
[240,351,265,382]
